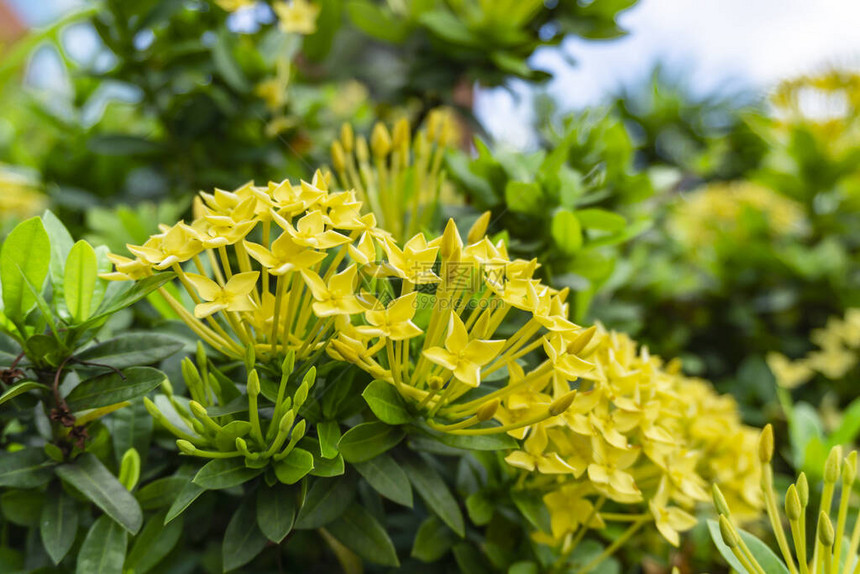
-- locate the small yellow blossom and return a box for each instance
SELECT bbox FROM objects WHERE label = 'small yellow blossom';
[422,314,505,388]
[301,265,365,317]
[273,0,320,35]
[357,292,423,341]
[185,272,259,318]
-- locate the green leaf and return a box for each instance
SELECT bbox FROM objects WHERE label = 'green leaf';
[40,487,78,565]
[327,503,400,567]
[65,367,165,412]
[56,454,142,534]
[87,134,163,156]
[0,380,49,406]
[411,516,455,563]
[354,454,412,507]
[76,515,128,574]
[0,448,54,488]
[110,399,153,466]
[0,216,51,320]
[295,476,356,529]
[164,481,205,524]
[76,333,184,369]
[510,490,551,534]
[707,519,790,574]
[223,498,267,572]
[504,181,544,215]
[466,491,493,526]
[135,476,186,510]
[274,447,315,485]
[41,210,74,312]
[346,0,409,43]
[318,421,341,459]
[418,10,481,47]
[401,455,465,537]
[124,510,182,574]
[431,430,518,451]
[551,209,583,255]
[192,458,263,490]
[310,450,345,478]
[82,273,175,329]
[362,380,411,425]
[212,28,250,93]
[576,208,626,232]
[256,483,296,543]
[1,488,42,526]
[338,422,405,463]
[64,240,99,322]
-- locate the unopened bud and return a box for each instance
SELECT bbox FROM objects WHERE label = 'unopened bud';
[161,378,175,398]
[244,344,256,372]
[758,424,774,463]
[818,511,835,547]
[797,472,809,507]
[247,370,261,397]
[719,515,739,548]
[118,448,141,491]
[549,390,578,416]
[440,219,462,261]
[279,410,296,433]
[568,326,597,355]
[294,382,309,410]
[356,136,369,164]
[825,445,842,484]
[302,366,316,389]
[340,123,354,153]
[291,419,307,442]
[428,376,444,390]
[844,452,857,486]
[332,141,346,173]
[712,484,731,517]
[371,123,392,158]
[143,397,160,419]
[392,117,410,148]
[476,399,499,422]
[467,211,491,244]
[282,350,295,378]
[785,484,801,521]
[189,401,208,420]
[177,440,196,455]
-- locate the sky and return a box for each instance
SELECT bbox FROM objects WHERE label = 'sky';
[9,0,860,148]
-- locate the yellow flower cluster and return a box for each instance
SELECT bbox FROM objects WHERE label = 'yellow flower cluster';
[716,426,860,574]
[0,166,46,225]
[331,110,458,242]
[768,308,860,388]
[214,0,320,35]
[104,171,385,364]
[771,70,860,146]
[670,182,805,249]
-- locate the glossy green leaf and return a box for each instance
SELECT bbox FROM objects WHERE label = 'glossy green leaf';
[0,380,49,406]
[76,333,184,369]
[510,490,551,534]
[65,366,165,412]
[362,380,411,425]
[1,488,42,526]
[40,487,78,565]
[432,430,518,451]
[124,510,182,574]
[64,240,99,322]
[327,503,400,567]
[575,208,627,232]
[274,447,314,485]
[504,181,543,215]
[338,422,404,463]
[0,216,51,320]
[401,455,464,537]
[82,273,175,329]
[222,498,267,572]
[346,0,409,43]
[135,476,186,510]
[56,453,142,534]
[76,515,127,574]
[295,476,356,529]
[0,448,54,488]
[41,210,74,302]
[411,516,455,563]
[466,491,494,526]
[192,458,263,490]
[354,454,412,507]
[256,483,296,543]
[317,421,341,459]
[164,481,205,524]
[110,399,153,466]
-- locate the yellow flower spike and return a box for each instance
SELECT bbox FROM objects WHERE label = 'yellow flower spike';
[467,211,492,244]
[371,123,392,158]
[422,313,505,389]
[357,292,423,341]
[185,271,259,318]
[301,265,365,317]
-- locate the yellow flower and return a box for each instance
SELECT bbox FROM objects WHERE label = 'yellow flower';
[587,437,642,504]
[383,235,440,284]
[273,0,320,34]
[422,313,504,388]
[649,484,698,547]
[301,265,365,317]
[766,352,814,389]
[543,484,605,542]
[278,209,351,249]
[126,223,203,270]
[215,0,254,12]
[244,232,326,275]
[100,254,153,281]
[356,292,423,341]
[185,272,259,318]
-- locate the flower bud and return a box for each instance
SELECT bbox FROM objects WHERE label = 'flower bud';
[282,350,295,379]
[568,326,597,355]
[371,123,392,158]
[785,484,801,521]
[177,440,197,455]
[340,123,354,153]
[189,401,208,420]
[719,515,739,548]
[161,378,175,398]
[331,141,346,173]
[712,484,731,517]
[356,136,370,164]
[279,410,296,433]
[291,419,307,442]
[143,397,161,419]
[476,399,499,422]
[797,472,809,507]
[191,419,206,435]
[549,390,578,416]
[118,448,141,491]
[294,382,309,410]
[825,445,842,484]
[247,370,261,398]
[758,424,774,463]
[467,211,491,244]
[244,344,256,373]
[439,219,463,262]
[302,366,317,390]
[392,117,410,148]
[818,511,835,547]
[428,375,444,390]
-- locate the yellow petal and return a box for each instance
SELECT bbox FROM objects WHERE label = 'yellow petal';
[185,273,222,301]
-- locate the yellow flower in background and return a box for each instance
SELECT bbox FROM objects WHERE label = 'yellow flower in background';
[215,0,254,11]
[273,0,320,35]
[0,166,47,225]
[185,271,259,318]
[422,313,505,388]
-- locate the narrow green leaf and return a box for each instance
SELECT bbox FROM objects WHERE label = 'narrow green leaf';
[65,366,165,412]
[124,510,182,574]
[41,210,74,303]
[40,487,78,565]
[56,453,143,534]
[192,458,263,490]
[274,447,314,484]
[82,273,175,329]
[164,481,205,524]
[338,422,405,463]
[0,448,54,488]
[0,216,51,320]
[65,240,99,322]
[76,515,127,574]
[295,476,356,529]
[327,503,400,567]
[510,490,551,534]
[256,483,296,543]
[76,333,184,369]
[317,421,341,459]
[354,454,412,507]
[135,476,186,510]
[223,498,267,572]
[411,516,455,563]
[0,380,49,406]
[362,380,411,425]
[401,455,465,537]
